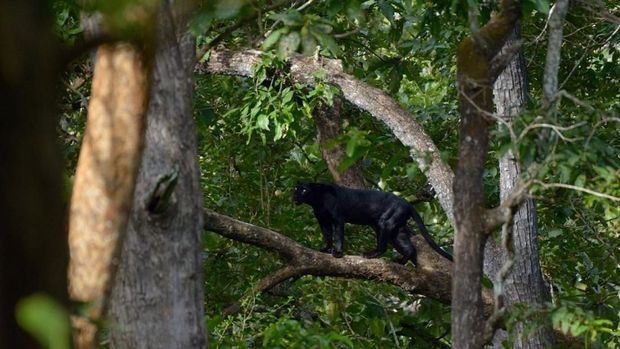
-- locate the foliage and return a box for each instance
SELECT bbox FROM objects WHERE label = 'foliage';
[52,0,620,347]
[15,294,71,349]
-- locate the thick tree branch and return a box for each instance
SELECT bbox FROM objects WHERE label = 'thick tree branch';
[198,49,456,225]
[203,208,493,314]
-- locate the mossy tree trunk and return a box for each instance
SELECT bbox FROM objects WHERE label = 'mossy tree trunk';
[451,0,521,347]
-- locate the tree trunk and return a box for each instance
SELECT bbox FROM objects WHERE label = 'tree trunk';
[0,1,69,348]
[68,42,150,349]
[314,97,366,188]
[108,1,207,348]
[451,1,521,347]
[485,24,554,348]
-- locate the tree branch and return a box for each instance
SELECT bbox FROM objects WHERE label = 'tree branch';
[203,208,493,314]
[484,181,533,232]
[542,0,570,110]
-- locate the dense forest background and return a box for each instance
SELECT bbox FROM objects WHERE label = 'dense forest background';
[1,0,618,348]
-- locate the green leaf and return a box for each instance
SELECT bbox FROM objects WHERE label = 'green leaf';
[15,293,71,349]
[282,88,294,104]
[215,0,244,19]
[311,30,341,56]
[548,229,563,238]
[278,31,301,57]
[270,10,304,26]
[482,275,493,289]
[257,114,270,130]
[262,28,287,50]
[301,25,319,56]
[574,174,586,188]
[378,0,395,24]
[532,0,550,14]
[274,122,283,140]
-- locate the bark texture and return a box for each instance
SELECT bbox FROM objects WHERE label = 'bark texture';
[0,1,69,348]
[204,209,492,312]
[452,1,521,347]
[314,97,367,188]
[485,25,554,348]
[108,2,206,348]
[199,50,456,223]
[68,43,150,349]
[543,0,570,109]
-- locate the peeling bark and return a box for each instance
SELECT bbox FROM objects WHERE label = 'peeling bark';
[199,51,456,223]
[68,43,150,349]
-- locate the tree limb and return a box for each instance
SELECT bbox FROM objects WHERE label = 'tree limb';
[484,180,533,232]
[203,208,493,314]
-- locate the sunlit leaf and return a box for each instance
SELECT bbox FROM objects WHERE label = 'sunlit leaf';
[16,294,70,349]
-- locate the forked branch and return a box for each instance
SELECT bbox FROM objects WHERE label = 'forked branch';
[203,208,494,315]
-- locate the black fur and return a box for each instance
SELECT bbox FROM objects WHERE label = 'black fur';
[293,182,453,264]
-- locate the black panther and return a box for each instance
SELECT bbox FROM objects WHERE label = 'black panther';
[293,182,453,265]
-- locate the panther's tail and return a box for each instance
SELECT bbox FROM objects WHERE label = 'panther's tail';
[410,209,453,261]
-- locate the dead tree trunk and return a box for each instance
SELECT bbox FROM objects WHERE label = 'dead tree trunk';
[107,1,207,348]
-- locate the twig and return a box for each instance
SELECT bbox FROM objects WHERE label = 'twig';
[296,0,315,11]
[264,0,317,39]
[483,208,515,343]
[576,0,620,25]
[196,0,295,60]
[533,6,552,44]
[518,121,586,143]
[334,28,362,39]
[533,180,620,202]
[555,90,595,111]
[586,117,620,146]
[558,36,595,90]
[484,180,533,232]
